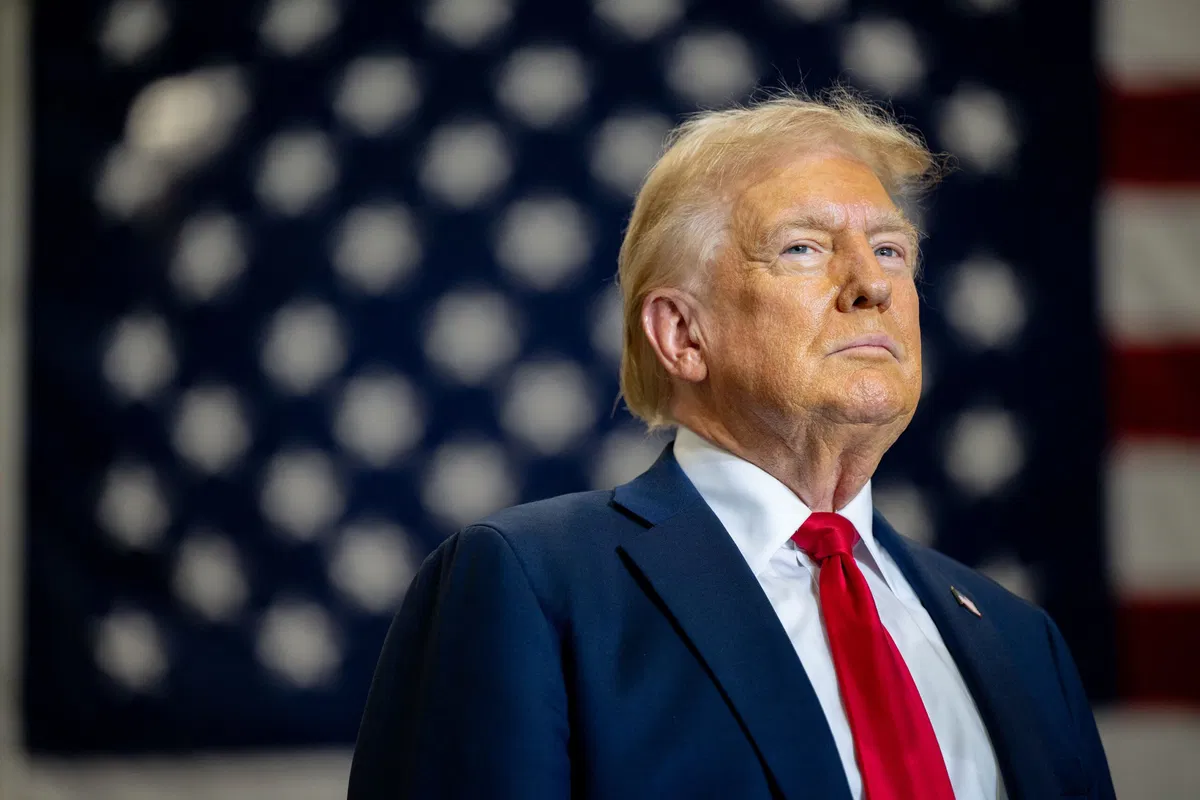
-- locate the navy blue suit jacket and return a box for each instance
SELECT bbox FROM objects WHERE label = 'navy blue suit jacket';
[349,445,1115,799]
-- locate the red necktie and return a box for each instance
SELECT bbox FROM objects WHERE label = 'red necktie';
[791,512,955,800]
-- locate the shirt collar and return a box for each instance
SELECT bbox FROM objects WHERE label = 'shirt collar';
[673,426,890,586]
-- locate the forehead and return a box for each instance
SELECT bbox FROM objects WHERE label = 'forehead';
[733,153,901,231]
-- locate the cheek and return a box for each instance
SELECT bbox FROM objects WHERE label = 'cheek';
[710,271,845,376]
[752,277,828,337]
[891,283,921,337]
[711,286,810,386]
[892,287,923,387]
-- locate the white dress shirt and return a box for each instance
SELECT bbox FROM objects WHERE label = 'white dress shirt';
[673,427,1005,800]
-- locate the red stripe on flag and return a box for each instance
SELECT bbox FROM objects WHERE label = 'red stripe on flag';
[1109,344,1200,440]
[1106,84,1200,185]
[1118,597,1200,707]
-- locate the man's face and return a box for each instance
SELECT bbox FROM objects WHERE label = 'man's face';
[700,153,923,433]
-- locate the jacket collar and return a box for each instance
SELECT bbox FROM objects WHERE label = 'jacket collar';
[613,443,852,800]
[611,441,696,526]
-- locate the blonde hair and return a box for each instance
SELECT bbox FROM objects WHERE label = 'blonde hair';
[617,87,944,429]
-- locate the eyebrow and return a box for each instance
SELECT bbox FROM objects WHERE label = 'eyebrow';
[761,209,920,248]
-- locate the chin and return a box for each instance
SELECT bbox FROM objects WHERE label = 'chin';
[827,373,916,425]
[826,402,907,426]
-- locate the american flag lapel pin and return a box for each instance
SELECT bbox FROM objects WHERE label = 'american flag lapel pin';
[950,586,982,618]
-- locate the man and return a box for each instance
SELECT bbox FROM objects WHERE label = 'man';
[348,91,1115,799]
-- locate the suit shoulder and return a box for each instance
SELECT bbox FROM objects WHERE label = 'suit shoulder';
[452,490,635,616]
[467,489,635,561]
[476,489,616,533]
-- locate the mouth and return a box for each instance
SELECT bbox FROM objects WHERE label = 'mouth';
[829,334,901,359]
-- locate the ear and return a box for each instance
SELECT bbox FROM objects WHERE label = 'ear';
[641,288,708,384]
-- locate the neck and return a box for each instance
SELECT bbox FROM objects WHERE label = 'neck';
[678,406,902,512]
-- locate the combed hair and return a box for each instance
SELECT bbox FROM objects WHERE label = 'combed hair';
[617,87,945,430]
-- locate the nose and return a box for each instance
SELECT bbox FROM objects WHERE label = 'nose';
[835,241,892,313]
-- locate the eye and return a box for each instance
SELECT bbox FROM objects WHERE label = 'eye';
[785,244,813,255]
[875,245,903,259]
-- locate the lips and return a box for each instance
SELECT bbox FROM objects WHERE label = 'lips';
[830,333,901,359]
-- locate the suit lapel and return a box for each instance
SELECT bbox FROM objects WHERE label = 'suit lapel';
[872,512,1071,799]
[613,446,851,800]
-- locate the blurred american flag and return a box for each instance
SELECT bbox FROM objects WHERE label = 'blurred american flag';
[3,0,1197,795]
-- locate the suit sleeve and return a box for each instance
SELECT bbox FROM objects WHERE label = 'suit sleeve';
[1043,613,1117,800]
[347,524,570,799]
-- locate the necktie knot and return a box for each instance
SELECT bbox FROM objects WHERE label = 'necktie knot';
[791,511,859,563]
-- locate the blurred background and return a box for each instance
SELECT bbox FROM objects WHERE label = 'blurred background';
[0,0,1197,796]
